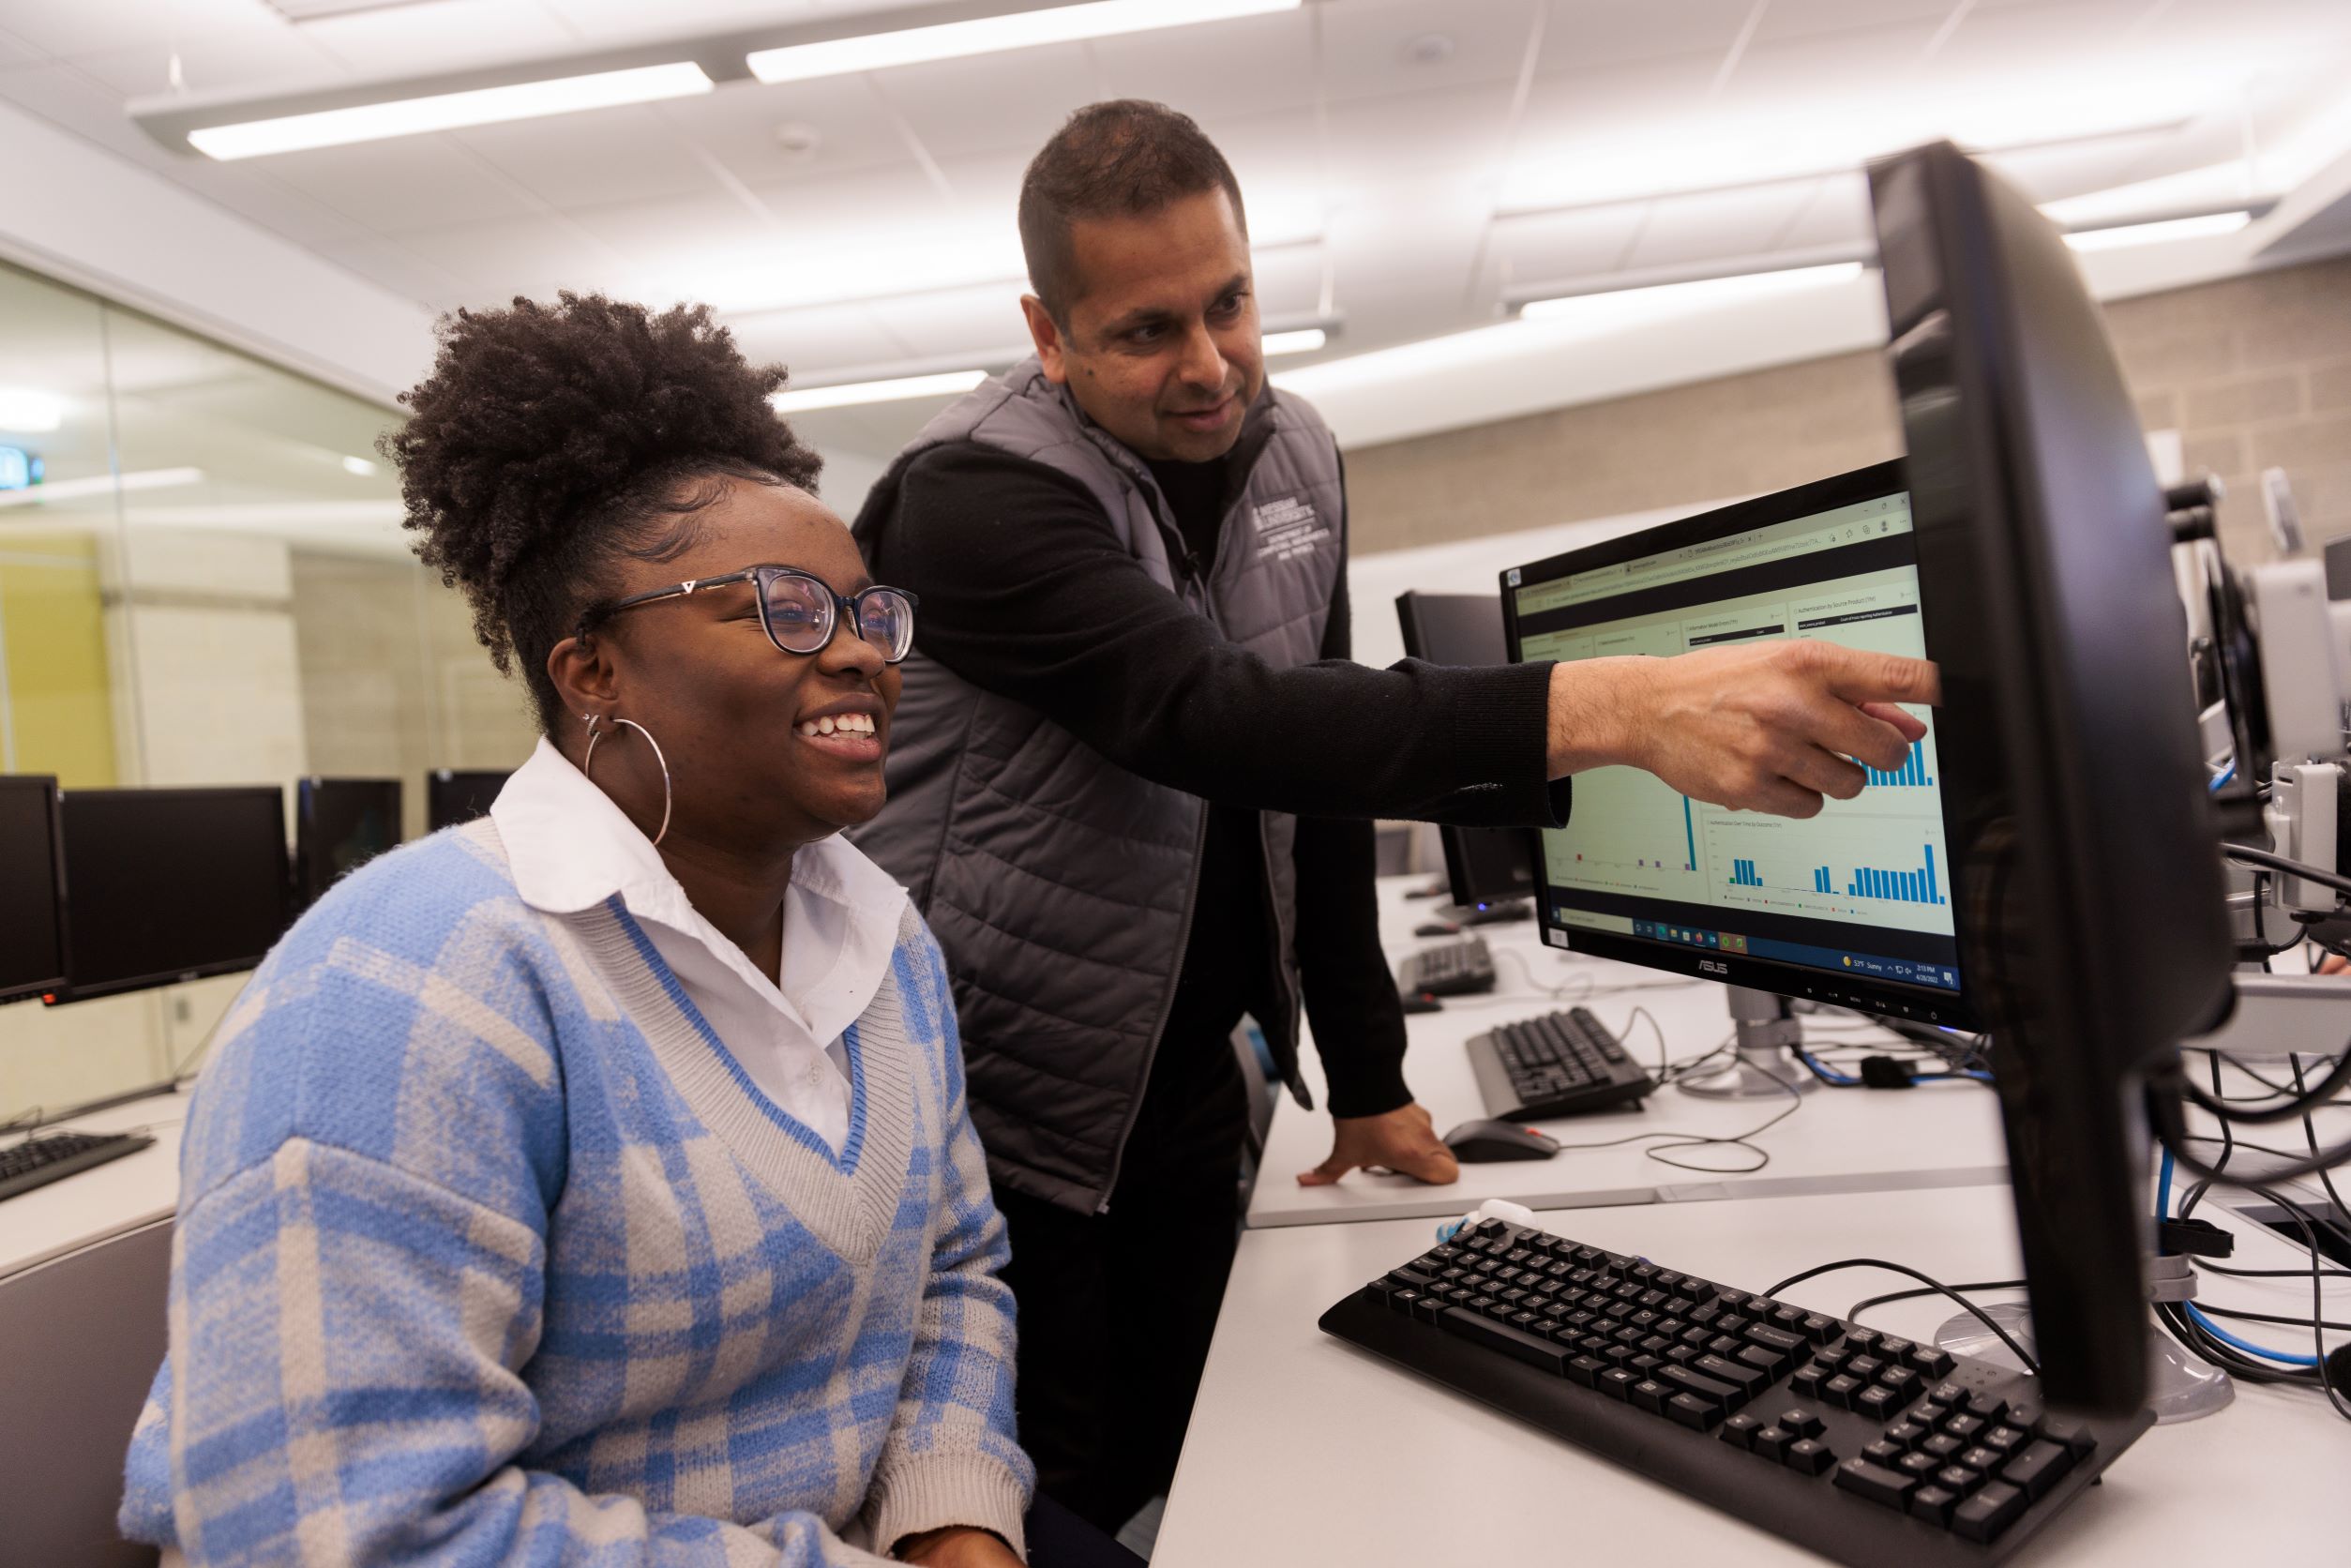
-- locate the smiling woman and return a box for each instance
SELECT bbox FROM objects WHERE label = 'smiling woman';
[116,294,1055,1568]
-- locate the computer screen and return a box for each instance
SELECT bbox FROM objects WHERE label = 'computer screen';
[427,769,507,831]
[1502,460,1971,1028]
[1394,593,1538,910]
[295,777,402,908]
[53,786,292,1003]
[0,775,68,1005]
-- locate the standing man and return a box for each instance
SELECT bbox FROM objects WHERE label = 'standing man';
[851,101,1935,1531]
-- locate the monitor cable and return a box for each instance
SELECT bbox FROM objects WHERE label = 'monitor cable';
[1760,1259,2041,1375]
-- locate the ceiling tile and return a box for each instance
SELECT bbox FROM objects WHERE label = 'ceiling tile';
[871,43,1096,160]
[660,74,912,188]
[729,301,911,374]
[1621,180,1818,271]
[1768,173,1872,253]
[1537,0,1755,74]
[312,234,477,309]
[1317,0,1544,105]
[1751,0,1962,47]
[1490,204,1652,287]
[261,134,540,231]
[1317,82,1515,195]
[862,282,1030,357]
[535,0,815,42]
[1087,7,1318,124]
[377,211,610,297]
[0,0,260,59]
[294,0,576,73]
[62,23,344,99]
[452,104,718,209]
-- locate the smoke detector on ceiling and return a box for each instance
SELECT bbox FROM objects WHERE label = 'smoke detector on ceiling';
[1403,32,1455,66]
[773,122,823,161]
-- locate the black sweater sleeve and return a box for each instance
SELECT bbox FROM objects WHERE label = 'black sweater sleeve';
[1289,554,1412,1118]
[868,441,1571,829]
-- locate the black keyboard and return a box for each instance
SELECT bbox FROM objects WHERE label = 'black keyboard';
[1322,1217,2149,1568]
[1395,935,1496,997]
[0,1130,156,1203]
[1469,1007,1654,1119]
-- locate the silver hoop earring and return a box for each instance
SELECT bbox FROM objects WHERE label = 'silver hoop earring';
[582,716,673,847]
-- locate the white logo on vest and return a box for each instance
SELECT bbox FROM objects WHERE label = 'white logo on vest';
[1250,494,1330,563]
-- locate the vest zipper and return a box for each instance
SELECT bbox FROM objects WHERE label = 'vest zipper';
[1093,805,1209,1213]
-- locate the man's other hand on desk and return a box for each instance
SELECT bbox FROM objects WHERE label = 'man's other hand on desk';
[1299,1102,1459,1186]
[1546,641,1940,819]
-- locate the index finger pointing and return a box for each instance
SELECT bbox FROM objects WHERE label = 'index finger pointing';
[1821,648,1941,707]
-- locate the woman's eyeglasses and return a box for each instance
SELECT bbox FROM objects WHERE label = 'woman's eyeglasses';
[578,566,918,663]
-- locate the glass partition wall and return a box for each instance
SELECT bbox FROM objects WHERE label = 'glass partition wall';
[0,259,535,1123]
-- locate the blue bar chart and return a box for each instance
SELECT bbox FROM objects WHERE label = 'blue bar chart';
[1864,740,1935,788]
[1831,844,1944,905]
[1730,859,1763,887]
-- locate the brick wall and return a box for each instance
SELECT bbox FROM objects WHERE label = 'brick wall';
[1346,256,2351,567]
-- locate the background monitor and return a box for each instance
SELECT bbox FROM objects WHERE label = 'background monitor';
[53,786,292,1003]
[295,776,402,909]
[0,775,68,1005]
[427,769,507,831]
[1867,141,2232,1412]
[1394,592,1537,911]
[1501,460,1971,1027]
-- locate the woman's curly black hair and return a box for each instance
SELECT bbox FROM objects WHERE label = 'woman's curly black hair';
[384,293,824,731]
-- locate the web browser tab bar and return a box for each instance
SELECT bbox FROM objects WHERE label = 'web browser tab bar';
[1515,494,1910,616]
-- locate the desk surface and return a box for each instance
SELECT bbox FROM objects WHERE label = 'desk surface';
[1249,878,2006,1227]
[0,1089,188,1279]
[1163,1184,2344,1566]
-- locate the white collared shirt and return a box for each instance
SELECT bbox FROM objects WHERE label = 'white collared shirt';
[490,738,909,1154]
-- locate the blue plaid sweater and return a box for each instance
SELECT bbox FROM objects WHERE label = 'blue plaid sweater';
[120,821,1032,1565]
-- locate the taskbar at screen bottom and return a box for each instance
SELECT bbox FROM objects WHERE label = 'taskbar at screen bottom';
[1551,902,1974,1024]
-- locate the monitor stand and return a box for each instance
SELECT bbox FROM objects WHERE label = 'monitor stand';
[1676,987,1819,1100]
[1929,1253,2234,1425]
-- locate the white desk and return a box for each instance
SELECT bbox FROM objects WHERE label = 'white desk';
[1163,1186,2343,1566]
[0,1089,188,1280]
[1251,877,2006,1227]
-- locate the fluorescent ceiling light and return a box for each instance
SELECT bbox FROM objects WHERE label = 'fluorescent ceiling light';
[0,387,65,432]
[1261,327,1327,356]
[2062,211,2253,251]
[748,0,1300,83]
[0,467,204,509]
[1518,263,1867,321]
[186,62,713,159]
[341,455,379,476]
[774,370,988,413]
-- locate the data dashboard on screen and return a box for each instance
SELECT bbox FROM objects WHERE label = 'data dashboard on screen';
[1504,462,1968,1021]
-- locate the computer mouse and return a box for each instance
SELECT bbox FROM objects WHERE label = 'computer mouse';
[1442,1118,1561,1163]
[1399,992,1445,1015]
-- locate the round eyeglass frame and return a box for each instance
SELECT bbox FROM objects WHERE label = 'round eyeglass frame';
[577,565,918,663]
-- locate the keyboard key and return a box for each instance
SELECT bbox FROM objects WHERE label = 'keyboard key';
[1924,1380,1967,1409]
[1897,1451,1940,1479]
[1937,1465,1986,1495]
[1801,1314,1840,1344]
[1785,1439,1835,1474]
[1749,1425,1794,1461]
[1789,1367,1825,1399]
[1833,1456,1918,1508]
[1909,1484,1959,1528]
[1921,1434,1962,1460]
[1779,1410,1825,1440]
[1959,1446,2003,1473]
[1942,1413,1985,1441]
[1969,1396,2009,1427]
[1843,1355,1882,1380]
[1861,1440,1905,1466]
[1854,1387,1899,1421]
[1845,1327,1882,1352]
[1822,1373,1864,1409]
[1598,1368,1638,1400]
[1952,1480,2027,1543]
[1630,1379,1672,1414]
[1439,1307,1575,1373]
[1565,1356,1605,1387]
[1884,1420,1928,1448]
[1719,1411,1762,1450]
[1659,1364,1742,1410]
[1876,1366,1921,1404]
[2000,1439,2075,1500]
[1747,1323,1807,1355]
[1694,1354,1770,1395]
[1982,1424,2028,1455]
[1668,1393,1723,1430]
[1877,1336,1915,1361]
[1910,1347,1956,1379]
[2045,1421,2098,1458]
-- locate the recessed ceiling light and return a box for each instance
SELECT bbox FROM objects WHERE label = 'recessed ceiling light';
[0,387,65,433]
[2061,210,2253,251]
[1517,262,1867,320]
[773,370,990,413]
[341,455,378,476]
[746,0,1301,84]
[1261,328,1328,356]
[186,61,714,159]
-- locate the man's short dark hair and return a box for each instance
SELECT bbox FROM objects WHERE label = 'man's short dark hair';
[1017,99,1247,324]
